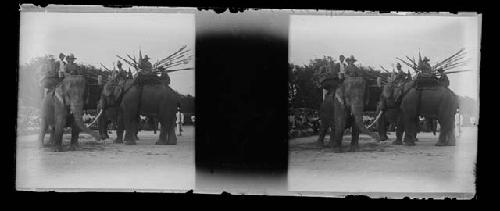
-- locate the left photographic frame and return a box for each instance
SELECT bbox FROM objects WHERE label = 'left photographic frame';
[17,5,196,192]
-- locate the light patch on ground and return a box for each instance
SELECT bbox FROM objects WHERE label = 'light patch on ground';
[288,127,477,199]
[16,126,195,192]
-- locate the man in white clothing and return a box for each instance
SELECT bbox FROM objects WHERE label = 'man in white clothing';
[176,107,184,136]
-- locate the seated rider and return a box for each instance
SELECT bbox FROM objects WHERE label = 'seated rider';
[65,54,80,75]
[158,66,171,85]
[437,68,450,88]
[415,57,439,88]
[345,55,361,77]
[395,63,407,82]
[135,54,160,86]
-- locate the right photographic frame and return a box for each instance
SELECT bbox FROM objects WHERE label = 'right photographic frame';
[288,12,480,199]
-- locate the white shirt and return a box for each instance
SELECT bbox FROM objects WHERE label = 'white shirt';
[57,60,66,74]
[176,112,184,124]
[339,62,346,74]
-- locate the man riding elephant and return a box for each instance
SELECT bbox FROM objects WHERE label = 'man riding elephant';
[345,55,362,77]
[65,54,80,75]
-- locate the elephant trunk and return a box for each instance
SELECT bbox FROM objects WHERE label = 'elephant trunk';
[72,110,101,141]
[353,110,380,141]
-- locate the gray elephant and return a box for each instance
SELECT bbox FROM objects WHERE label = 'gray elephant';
[376,79,406,144]
[38,75,101,151]
[331,77,379,152]
[101,75,179,145]
[396,80,459,146]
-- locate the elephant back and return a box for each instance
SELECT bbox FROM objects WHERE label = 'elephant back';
[343,77,366,95]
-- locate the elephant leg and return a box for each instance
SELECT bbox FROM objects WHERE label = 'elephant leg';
[53,116,66,152]
[316,121,329,146]
[69,122,80,151]
[167,123,177,145]
[97,115,109,140]
[403,114,417,146]
[349,122,360,152]
[393,115,404,145]
[38,117,48,147]
[447,118,456,146]
[123,112,137,145]
[114,114,124,143]
[156,121,168,145]
[328,124,335,147]
[333,117,345,153]
[48,127,55,146]
[377,115,388,142]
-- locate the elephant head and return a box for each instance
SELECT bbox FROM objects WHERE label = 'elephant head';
[336,77,379,141]
[54,75,100,140]
[393,79,415,105]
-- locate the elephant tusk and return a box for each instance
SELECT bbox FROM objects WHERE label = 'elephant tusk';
[87,109,103,127]
[367,111,384,129]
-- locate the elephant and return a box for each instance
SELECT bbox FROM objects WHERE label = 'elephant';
[331,77,379,152]
[102,75,179,145]
[38,75,101,151]
[394,79,459,146]
[375,79,406,145]
[98,76,144,143]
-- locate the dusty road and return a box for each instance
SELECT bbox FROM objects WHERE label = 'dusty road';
[288,127,477,199]
[16,126,195,192]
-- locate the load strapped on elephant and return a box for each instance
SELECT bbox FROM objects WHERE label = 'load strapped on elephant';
[115,45,194,88]
[395,48,470,90]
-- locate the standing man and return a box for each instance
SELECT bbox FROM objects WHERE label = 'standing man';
[176,106,185,136]
[338,55,347,79]
[56,53,66,78]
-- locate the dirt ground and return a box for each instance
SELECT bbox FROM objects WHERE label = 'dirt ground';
[288,127,477,199]
[16,126,195,192]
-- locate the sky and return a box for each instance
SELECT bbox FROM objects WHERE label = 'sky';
[19,12,195,96]
[290,15,481,101]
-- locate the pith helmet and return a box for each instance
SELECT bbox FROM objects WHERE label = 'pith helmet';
[346,55,357,63]
[66,54,77,60]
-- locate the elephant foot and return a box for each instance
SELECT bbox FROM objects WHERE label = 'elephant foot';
[316,140,324,147]
[435,141,447,146]
[101,134,109,140]
[404,141,416,146]
[348,145,359,152]
[332,143,342,153]
[392,140,403,145]
[114,139,123,144]
[69,144,79,151]
[379,136,388,142]
[125,140,136,145]
[53,146,64,152]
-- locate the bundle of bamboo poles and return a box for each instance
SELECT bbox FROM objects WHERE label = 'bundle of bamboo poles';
[115,45,194,75]
[395,48,470,75]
